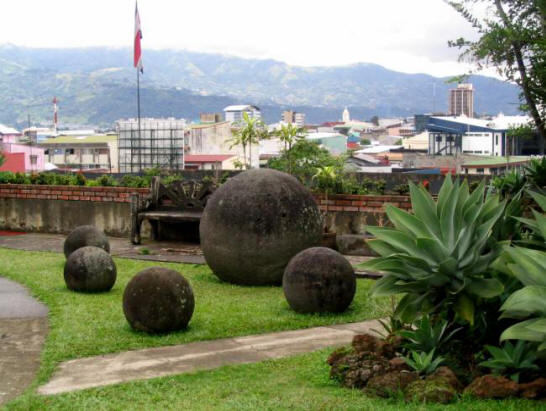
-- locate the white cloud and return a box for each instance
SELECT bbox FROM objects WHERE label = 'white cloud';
[0,0,495,77]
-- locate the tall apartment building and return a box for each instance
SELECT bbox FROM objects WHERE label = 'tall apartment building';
[223,105,261,124]
[449,83,474,117]
[281,110,305,127]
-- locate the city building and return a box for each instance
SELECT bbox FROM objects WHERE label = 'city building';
[116,118,186,172]
[184,154,237,170]
[425,114,541,157]
[306,132,347,155]
[39,134,118,172]
[0,124,46,172]
[187,121,258,169]
[223,105,261,124]
[461,156,532,175]
[281,110,305,127]
[199,113,223,123]
[449,83,474,117]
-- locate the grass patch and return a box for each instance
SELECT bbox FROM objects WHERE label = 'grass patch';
[6,349,541,410]
[0,248,391,387]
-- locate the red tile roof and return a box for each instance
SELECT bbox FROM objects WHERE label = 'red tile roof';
[347,142,360,149]
[321,121,344,127]
[184,154,235,163]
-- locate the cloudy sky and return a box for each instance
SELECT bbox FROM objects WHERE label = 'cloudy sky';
[0,0,492,77]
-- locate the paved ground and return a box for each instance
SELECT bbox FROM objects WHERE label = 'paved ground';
[0,277,49,406]
[0,232,373,269]
[0,232,206,264]
[38,319,379,395]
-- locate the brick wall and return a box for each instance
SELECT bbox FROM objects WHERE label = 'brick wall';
[313,193,411,213]
[0,184,149,203]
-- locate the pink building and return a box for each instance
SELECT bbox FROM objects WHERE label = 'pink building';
[0,125,46,172]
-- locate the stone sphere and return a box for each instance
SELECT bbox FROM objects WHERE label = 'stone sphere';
[64,246,117,292]
[64,225,110,258]
[283,247,356,313]
[200,169,323,285]
[122,267,195,333]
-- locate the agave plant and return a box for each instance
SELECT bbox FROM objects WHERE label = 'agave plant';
[499,246,546,350]
[398,316,461,354]
[479,341,539,382]
[362,176,507,324]
[515,190,546,250]
[524,157,546,190]
[402,349,445,376]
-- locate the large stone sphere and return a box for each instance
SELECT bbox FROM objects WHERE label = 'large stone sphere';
[122,267,195,333]
[64,225,110,258]
[200,169,323,285]
[64,246,117,292]
[283,247,356,313]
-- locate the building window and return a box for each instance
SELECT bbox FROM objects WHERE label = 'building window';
[30,155,38,165]
[477,168,484,174]
[495,135,499,145]
[66,149,74,154]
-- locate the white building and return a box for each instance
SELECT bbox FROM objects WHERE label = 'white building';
[223,105,261,124]
[426,114,533,157]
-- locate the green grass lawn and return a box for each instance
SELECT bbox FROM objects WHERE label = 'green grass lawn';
[0,248,391,386]
[6,349,542,411]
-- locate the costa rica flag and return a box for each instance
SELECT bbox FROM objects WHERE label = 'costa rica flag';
[134,2,143,73]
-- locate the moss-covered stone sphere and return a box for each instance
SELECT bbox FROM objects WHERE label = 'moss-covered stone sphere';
[122,267,195,333]
[283,247,356,313]
[63,225,110,258]
[199,169,323,285]
[63,246,117,292]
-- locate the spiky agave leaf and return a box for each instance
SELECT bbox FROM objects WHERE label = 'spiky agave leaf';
[362,175,505,324]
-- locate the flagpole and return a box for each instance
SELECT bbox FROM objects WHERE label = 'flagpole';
[137,68,142,171]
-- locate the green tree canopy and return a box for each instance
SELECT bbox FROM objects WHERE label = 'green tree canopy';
[448,0,546,140]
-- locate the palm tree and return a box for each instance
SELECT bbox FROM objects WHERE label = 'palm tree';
[229,112,266,169]
[274,123,305,174]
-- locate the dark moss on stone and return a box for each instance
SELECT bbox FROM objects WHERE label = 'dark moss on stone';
[283,247,356,313]
[63,246,117,292]
[63,225,110,258]
[122,267,195,333]
[200,169,322,285]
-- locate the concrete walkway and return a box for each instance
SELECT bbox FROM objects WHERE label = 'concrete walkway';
[0,232,374,271]
[0,277,49,405]
[39,319,379,395]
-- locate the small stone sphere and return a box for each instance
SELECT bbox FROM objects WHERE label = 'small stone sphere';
[64,225,110,258]
[283,247,356,313]
[64,246,117,292]
[200,169,322,285]
[122,267,195,333]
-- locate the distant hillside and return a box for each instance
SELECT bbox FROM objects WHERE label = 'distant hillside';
[0,45,522,128]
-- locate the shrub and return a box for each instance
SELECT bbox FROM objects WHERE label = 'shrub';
[94,174,117,187]
[362,176,506,324]
[0,171,16,184]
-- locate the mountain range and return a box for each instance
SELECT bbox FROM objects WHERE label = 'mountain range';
[0,45,522,128]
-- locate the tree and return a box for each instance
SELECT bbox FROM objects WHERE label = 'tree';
[229,111,267,169]
[370,115,379,126]
[448,0,546,141]
[267,140,342,181]
[273,123,305,173]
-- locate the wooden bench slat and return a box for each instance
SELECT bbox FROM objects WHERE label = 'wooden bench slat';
[139,211,203,221]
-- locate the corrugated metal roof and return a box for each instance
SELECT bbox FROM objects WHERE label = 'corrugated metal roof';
[40,135,117,145]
